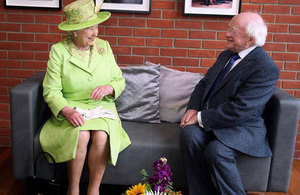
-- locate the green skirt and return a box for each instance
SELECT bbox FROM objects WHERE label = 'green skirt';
[40,114,131,166]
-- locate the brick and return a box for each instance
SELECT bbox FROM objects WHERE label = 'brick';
[9,69,35,78]
[0,95,9,103]
[8,51,34,60]
[148,19,174,28]
[296,91,300,98]
[0,104,9,112]
[189,49,215,58]
[285,62,300,71]
[275,61,284,70]
[288,44,300,52]
[274,34,300,43]
[278,0,300,5]
[8,33,34,42]
[261,14,276,23]
[0,137,10,145]
[145,56,172,65]
[0,13,6,22]
[100,36,117,45]
[0,32,6,40]
[101,18,118,26]
[50,25,63,34]
[136,10,162,19]
[293,6,300,15]
[201,58,217,67]
[0,69,8,77]
[267,24,289,33]
[0,78,21,86]
[203,40,226,49]
[35,52,49,60]
[263,43,286,52]
[282,81,300,89]
[35,15,62,24]
[134,28,161,37]
[161,48,187,57]
[23,24,49,33]
[0,23,21,32]
[204,22,228,31]
[174,58,199,66]
[279,71,296,80]
[117,56,144,65]
[176,20,202,29]
[272,52,298,61]
[35,34,62,43]
[111,46,131,55]
[0,51,7,59]
[290,25,300,33]
[175,39,202,48]
[162,29,188,38]
[190,31,216,39]
[250,0,277,3]
[133,47,159,56]
[163,10,186,19]
[7,14,34,23]
[0,128,10,136]
[0,60,21,68]
[152,1,176,9]
[22,61,47,69]
[106,27,132,36]
[263,5,291,14]
[277,15,300,24]
[119,18,146,27]
[241,4,262,12]
[147,38,173,47]
[119,37,145,46]
[22,43,49,51]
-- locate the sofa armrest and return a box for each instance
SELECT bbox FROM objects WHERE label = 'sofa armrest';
[264,87,300,192]
[10,72,50,180]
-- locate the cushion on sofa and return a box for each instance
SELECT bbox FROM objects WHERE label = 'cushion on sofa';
[116,65,161,123]
[159,66,203,123]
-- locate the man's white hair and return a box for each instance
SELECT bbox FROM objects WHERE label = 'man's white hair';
[245,16,268,46]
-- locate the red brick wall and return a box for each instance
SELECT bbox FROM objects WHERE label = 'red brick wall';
[0,0,299,158]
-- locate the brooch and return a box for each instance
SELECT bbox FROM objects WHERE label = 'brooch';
[99,48,104,55]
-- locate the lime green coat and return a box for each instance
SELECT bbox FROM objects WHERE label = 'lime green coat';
[40,36,131,165]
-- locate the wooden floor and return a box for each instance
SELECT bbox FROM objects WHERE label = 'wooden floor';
[0,146,299,195]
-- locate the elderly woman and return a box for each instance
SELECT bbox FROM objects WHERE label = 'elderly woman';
[39,0,131,194]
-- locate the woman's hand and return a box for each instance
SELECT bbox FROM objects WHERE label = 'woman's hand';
[180,109,198,128]
[90,85,114,101]
[60,106,85,127]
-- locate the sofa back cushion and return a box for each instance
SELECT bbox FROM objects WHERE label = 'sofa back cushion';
[116,65,161,123]
[159,66,203,123]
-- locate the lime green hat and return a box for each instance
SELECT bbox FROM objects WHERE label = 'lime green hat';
[58,0,111,31]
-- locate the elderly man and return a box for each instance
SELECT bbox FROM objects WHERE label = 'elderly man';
[180,12,279,195]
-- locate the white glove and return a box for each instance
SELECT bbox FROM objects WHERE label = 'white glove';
[74,106,117,120]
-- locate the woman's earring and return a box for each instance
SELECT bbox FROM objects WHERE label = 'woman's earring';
[74,33,77,37]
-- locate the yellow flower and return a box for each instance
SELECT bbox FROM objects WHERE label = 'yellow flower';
[126,183,146,195]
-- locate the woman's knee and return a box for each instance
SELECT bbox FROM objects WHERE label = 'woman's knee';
[91,130,108,148]
[77,131,90,148]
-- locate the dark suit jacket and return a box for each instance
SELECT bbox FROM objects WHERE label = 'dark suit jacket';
[187,47,280,157]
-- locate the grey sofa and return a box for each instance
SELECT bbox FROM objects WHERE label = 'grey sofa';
[10,71,300,193]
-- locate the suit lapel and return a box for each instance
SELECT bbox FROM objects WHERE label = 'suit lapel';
[215,48,259,93]
[69,56,92,75]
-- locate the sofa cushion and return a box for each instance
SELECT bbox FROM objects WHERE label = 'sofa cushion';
[159,66,203,123]
[116,65,160,123]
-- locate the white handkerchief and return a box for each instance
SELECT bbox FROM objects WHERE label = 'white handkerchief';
[74,106,117,120]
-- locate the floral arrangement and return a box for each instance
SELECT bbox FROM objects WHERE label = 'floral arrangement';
[123,157,182,195]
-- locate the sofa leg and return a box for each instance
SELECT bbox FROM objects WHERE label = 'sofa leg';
[247,192,265,195]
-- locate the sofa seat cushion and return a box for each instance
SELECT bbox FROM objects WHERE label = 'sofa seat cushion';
[102,121,187,187]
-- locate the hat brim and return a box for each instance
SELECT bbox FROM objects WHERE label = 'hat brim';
[58,12,111,31]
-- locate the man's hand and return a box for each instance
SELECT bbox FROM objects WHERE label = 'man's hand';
[180,109,198,128]
[61,106,85,127]
[91,85,114,101]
